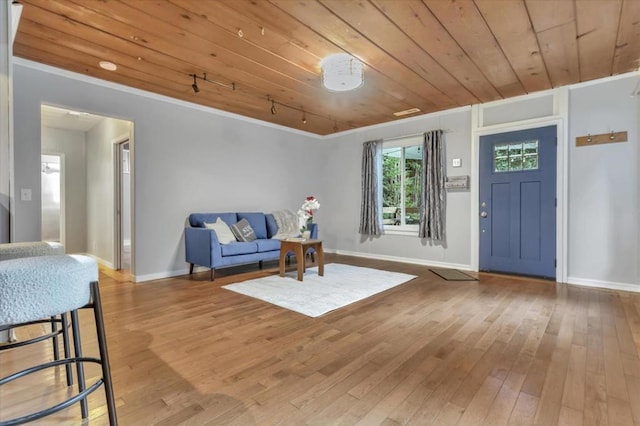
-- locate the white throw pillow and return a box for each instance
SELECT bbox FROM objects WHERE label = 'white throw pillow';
[204,218,237,244]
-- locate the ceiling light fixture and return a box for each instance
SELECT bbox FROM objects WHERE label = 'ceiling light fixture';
[189,73,235,94]
[302,110,307,124]
[270,99,277,115]
[321,53,364,92]
[99,61,117,71]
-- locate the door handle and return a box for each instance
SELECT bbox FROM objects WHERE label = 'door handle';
[480,211,488,218]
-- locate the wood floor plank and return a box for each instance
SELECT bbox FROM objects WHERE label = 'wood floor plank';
[3,255,640,425]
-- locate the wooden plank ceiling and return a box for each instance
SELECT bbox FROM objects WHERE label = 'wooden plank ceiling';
[13,0,640,135]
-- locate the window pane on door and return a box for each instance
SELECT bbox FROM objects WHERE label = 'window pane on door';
[494,140,539,172]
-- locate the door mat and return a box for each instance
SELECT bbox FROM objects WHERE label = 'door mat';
[429,268,478,281]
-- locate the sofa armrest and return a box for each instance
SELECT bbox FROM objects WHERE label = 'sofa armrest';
[185,228,222,268]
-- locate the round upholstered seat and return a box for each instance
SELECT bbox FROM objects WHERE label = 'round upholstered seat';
[0,241,65,261]
[0,255,98,326]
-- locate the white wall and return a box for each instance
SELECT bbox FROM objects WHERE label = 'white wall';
[41,126,87,253]
[13,61,323,281]
[567,77,639,288]
[85,117,131,266]
[318,108,472,269]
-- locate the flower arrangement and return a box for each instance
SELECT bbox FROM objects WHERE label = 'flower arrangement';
[298,196,320,232]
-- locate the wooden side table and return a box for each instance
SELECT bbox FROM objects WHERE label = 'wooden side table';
[279,239,324,281]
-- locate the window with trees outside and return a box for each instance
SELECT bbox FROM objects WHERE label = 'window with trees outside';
[382,135,423,230]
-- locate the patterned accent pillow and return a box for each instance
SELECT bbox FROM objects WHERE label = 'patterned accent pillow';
[231,219,257,242]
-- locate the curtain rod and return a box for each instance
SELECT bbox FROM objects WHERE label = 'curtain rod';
[383,129,451,143]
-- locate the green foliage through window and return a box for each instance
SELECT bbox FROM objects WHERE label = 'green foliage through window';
[383,145,422,226]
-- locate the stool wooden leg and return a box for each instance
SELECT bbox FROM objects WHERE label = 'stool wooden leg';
[91,281,118,425]
[71,310,89,419]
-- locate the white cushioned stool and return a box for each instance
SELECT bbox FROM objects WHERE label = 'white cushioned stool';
[0,241,64,261]
[0,255,117,425]
[0,241,65,344]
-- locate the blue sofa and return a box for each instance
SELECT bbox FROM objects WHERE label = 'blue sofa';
[185,212,318,280]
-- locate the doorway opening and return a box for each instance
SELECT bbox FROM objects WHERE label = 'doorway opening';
[41,154,63,244]
[40,104,134,275]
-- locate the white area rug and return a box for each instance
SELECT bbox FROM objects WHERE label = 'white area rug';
[222,263,417,317]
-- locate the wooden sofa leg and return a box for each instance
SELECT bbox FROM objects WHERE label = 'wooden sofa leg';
[189,263,194,275]
[210,269,215,281]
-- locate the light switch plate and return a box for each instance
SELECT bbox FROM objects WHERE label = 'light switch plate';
[20,188,32,201]
[452,158,462,168]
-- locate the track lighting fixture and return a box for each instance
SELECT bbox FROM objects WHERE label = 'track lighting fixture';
[189,72,235,94]
[271,100,277,115]
[191,74,200,93]
[302,110,307,124]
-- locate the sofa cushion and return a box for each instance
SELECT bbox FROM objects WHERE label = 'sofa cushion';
[230,219,257,242]
[265,213,279,239]
[204,218,237,244]
[256,239,281,253]
[190,213,237,228]
[237,213,267,239]
[221,242,258,256]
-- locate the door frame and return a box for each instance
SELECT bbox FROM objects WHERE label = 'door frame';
[113,133,133,272]
[470,89,569,283]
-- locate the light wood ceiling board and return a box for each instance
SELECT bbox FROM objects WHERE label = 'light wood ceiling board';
[575,0,622,81]
[223,0,441,115]
[526,0,579,87]
[164,0,418,122]
[24,0,364,128]
[424,0,524,98]
[370,0,502,104]
[269,0,457,110]
[525,0,575,33]
[73,0,317,90]
[474,0,551,93]
[318,0,478,107]
[612,0,640,74]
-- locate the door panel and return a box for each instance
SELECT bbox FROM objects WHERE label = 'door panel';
[479,126,556,278]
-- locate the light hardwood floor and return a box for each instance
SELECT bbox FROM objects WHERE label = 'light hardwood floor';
[2,254,640,425]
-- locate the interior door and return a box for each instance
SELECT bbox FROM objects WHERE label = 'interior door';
[479,126,557,278]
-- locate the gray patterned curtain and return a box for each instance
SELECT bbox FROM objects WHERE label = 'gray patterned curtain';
[359,140,383,236]
[419,130,445,240]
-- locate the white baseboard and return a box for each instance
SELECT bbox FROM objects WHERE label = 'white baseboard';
[567,276,640,293]
[134,268,190,283]
[324,248,473,271]
[83,253,114,269]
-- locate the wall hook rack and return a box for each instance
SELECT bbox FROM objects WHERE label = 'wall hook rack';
[576,130,627,147]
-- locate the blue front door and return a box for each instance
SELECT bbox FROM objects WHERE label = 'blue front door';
[479,126,557,278]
